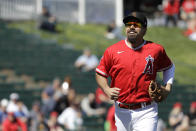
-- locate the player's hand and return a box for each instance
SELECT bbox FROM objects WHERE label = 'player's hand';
[104,87,120,101]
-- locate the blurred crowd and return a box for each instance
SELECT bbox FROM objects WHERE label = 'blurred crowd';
[0,74,115,131]
[157,101,196,131]
[161,0,196,41]
[1,81,196,131]
[168,101,196,131]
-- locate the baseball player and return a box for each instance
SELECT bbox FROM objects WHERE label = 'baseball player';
[95,12,175,131]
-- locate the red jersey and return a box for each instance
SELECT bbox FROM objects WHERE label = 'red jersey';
[96,40,172,104]
[2,118,27,131]
[182,0,196,13]
[163,0,180,15]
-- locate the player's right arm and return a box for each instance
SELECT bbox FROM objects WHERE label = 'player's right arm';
[96,73,120,101]
[96,47,120,101]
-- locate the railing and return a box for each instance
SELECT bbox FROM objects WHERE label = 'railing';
[0,0,40,20]
[0,0,123,25]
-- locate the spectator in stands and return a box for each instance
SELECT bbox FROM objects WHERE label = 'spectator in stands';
[28,101,42,131]
[63,76,72,87]
[41,78,61,117]
[58,97,83,130]
[74,48,99,72]
[104,105,116,131]
[188,101,196,130]
[35,112,50,131]
[162,0,180,27]
[54,87,76,115]
[7,93,19,113]
[0,99,8,130]
[41,90,56,118]
[2,112,27,131]
[43,77,61,99]
[180,0,196,38]
[53,76,72,104]
[105,21,116,39]
[53,84,64,102]
[104,21,125,40]
[80,93,106,117]
[7,94,29,123]
[168,102,189,131]
[47,111,64,131]
[38,6,57,32]
[14,101,29,123]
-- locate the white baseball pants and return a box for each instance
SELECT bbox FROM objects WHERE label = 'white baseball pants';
[115,102,158,131]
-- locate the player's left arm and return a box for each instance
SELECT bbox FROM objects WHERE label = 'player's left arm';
[157,46,175,96]
[149,46,175,102]
[149,63,175,102]
[162,63,175,98]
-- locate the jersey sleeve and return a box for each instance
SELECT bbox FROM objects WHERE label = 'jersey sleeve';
[96,48,112,77]
[156,47,172,72]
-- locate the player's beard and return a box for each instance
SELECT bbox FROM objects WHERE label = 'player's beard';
[127,33,138,44]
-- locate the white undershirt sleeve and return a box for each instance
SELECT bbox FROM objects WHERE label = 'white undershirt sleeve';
[163,63,175,84]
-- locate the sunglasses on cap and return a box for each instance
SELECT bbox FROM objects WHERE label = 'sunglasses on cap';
[125,22,142,28]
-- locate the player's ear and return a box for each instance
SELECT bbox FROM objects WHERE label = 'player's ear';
[124,26,127,34]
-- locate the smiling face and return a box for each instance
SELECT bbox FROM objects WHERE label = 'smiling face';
[125,20,147,45]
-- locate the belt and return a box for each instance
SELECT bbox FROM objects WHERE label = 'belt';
[118,102,152,110]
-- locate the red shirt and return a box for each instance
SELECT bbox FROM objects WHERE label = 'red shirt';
[182,0,196,13]
[163,0,180,15]
[96,40,172,104]
[2,118,27,131]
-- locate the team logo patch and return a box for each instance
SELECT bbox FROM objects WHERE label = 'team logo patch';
[143,55,154,74]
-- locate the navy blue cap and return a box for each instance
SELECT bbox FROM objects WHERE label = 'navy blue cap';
[123,12,147,28]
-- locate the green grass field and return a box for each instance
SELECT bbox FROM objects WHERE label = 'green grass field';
[8,21,196,88]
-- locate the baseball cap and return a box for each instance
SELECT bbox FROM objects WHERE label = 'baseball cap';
[1,98,8,107]
[10,93,19,100]
[50,111,58,117]
[123,12,147,28]
[191,102,196,109]
[173,102,182,108]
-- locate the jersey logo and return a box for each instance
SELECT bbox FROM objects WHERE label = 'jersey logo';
[143,55,154,74]
[117,51,125,54]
